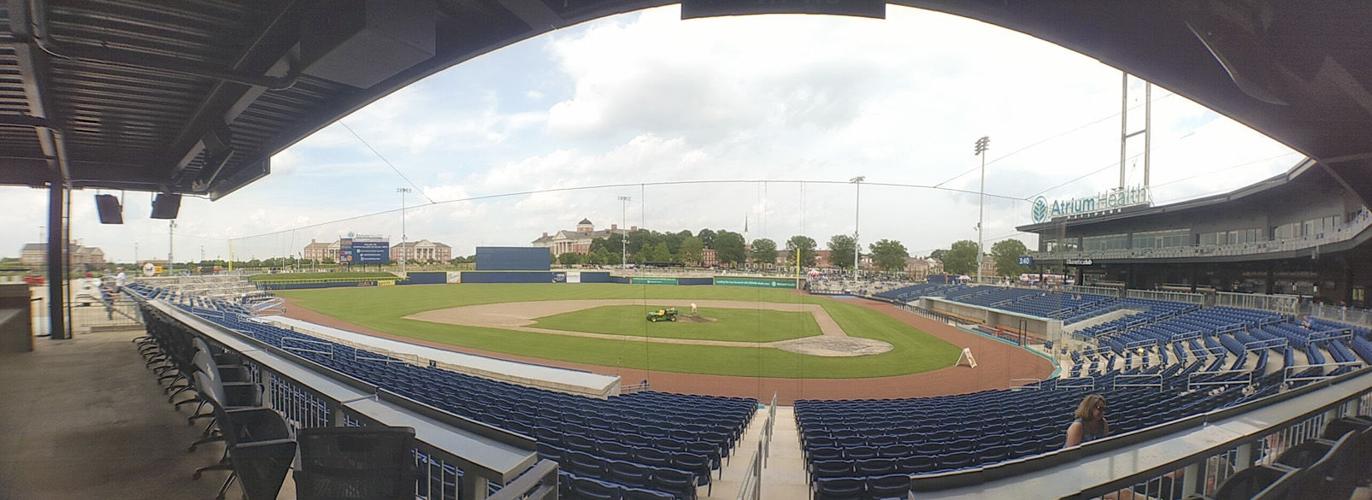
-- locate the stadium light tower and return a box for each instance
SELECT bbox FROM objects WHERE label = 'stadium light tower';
[397,187,412,275]
[850,176,864,275]
[618,195,631,269]
[974,136,991,284]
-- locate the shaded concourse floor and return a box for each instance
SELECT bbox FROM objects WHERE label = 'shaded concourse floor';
[0,326,290,500]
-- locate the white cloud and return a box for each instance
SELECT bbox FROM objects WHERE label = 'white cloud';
[0,5,1303,261]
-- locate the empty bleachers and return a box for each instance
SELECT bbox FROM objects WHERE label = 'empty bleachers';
[875,283,1127,324]
[795,373,1254,492]
[127,283,754,500]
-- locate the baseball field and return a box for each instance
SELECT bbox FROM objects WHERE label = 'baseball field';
[277,283,963,378]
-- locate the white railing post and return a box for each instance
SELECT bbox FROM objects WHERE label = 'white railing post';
[1181,462,1200,497]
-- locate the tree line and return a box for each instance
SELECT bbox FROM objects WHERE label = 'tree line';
[554,228,917,272]
[930,239,1031,277]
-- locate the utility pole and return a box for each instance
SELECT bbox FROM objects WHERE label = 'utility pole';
[618,196,631,270]
[1119,72,1153,189]
[975,136,991,284]
[168,220,176,275]
[397,187,411,276]
[134,242,138,264]
[850,176,864,276]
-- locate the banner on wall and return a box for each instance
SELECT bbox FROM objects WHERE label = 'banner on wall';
[631,277,680,285]
[714,277,797,288]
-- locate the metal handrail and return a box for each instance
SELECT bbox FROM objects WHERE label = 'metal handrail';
[138,298,544,500]
[1187,369,1253,390]
[488,460,558,500]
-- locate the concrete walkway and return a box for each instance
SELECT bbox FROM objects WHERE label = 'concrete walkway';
[703,405,810,500]
[0,326,292,500]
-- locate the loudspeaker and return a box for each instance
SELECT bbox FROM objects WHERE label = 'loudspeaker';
[95,194,123,224]
[150,193,181,220]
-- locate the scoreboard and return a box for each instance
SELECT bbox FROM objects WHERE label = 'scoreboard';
[338,235,389,265]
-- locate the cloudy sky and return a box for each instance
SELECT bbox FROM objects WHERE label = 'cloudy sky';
[0,5,1302,262]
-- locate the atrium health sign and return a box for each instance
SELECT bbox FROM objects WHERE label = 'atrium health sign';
[1032,185,1151,223]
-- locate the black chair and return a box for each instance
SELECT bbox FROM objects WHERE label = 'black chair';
[649,467,697,500]
[866,472,911,499]
[1274,431,1354,497]
[608,460,650,489]
[193,372,296,500]
[187,348,264,452]
[294,426,417,500]
[1321,416,1372,487]
[1197,463,1296,500]
[571,476,620,500]
[814,477,864,500]
[669,451,712,494]
[622,486,675,500]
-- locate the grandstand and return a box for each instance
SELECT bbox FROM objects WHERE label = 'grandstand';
[113,278,1372,499]
[4,2,1372,500]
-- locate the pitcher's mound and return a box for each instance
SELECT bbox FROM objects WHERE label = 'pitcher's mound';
[775,337,894,357]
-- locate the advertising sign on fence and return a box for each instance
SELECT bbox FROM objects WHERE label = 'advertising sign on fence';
[715,277,796,288]
[631,277,679,285]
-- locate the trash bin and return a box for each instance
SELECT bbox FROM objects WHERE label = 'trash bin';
[0,283,33,352]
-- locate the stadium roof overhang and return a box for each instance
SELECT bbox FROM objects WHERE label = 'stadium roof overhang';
[0,1,1369,203]
[1014,158,1327,233]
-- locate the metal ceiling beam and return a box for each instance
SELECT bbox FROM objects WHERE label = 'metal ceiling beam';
[1319,158,1372,210]
[6,0,64,179]
[161,0,304,188]
[496,0,566,30]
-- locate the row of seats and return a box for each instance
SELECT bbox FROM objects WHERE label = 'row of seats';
[126,284,754,500]
[137,304,423,500]
[876,283,1127,324]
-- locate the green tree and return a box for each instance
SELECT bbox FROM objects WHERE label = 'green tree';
[713,230,747,265]
[785,235,818,267]
[869,239,910,272]
[589,237,609,254]
[750,238,778,265]
[590,247,612,267]
[557,252,581,266]
[650,243,677,265]
[663,231,685,255]
[603,234,625,263]
[827,234,857,269]
[696,228,716,248]
[991,239,1030,277]
[678,236,704,266]
[627,229,651,256]
[942,240,980,275]
[929,249,947,263]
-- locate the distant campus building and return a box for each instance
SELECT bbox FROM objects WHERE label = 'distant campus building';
[391,239,452,262]
[532,218,633,258]
[303,236,450,263]
[19,243,105,268]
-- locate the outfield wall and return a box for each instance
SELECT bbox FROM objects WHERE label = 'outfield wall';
[458,271,566,284]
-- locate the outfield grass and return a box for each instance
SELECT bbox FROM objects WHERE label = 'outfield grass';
[248,271,397,283]
[532,305,821,342]
[278,284,961,378]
